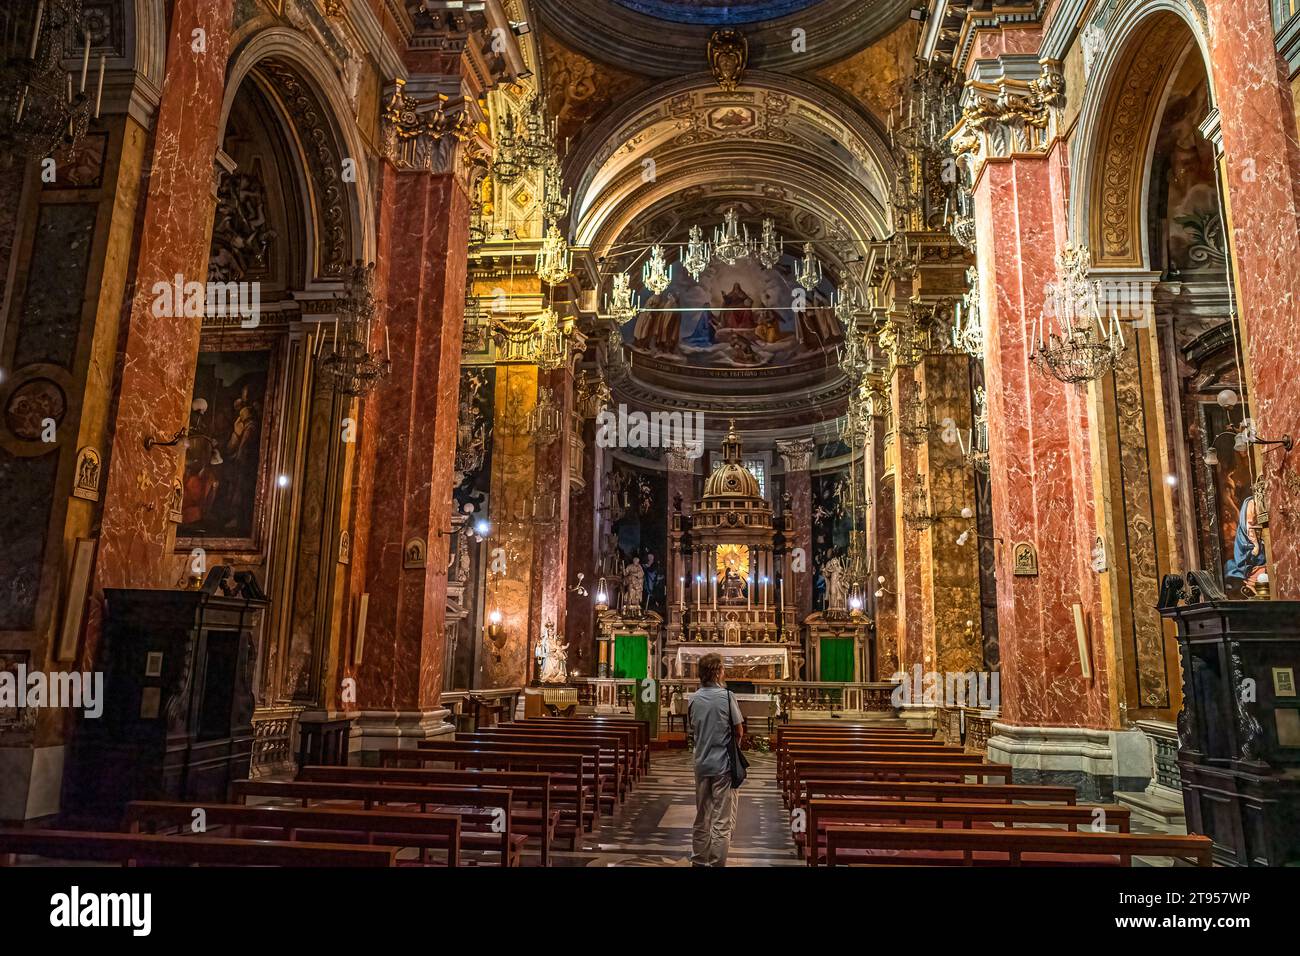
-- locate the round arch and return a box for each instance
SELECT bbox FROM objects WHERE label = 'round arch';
[1070,1,1215,267]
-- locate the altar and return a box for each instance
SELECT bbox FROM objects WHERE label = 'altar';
[665,423,804,680]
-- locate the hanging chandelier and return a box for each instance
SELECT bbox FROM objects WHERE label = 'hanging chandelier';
[951,266,983,360]
[528,385,564,446]
[1032,245,1126,385]
[878,313,926,371]
[533,308,568,371]
[491,108,523,183]
[606,272,639,323]
[959,385,991,474]
[682,224,711,281]
[756,217,784,269]
[642,243,673,294]
[898,389,931,446]
[1,0,104,164]
[535,222,573,285]
[516,92,554,168]
[541,154,570,223]
[318,262,391,397]
[903,473,938,530]
[795,242,821,290]
[713,207,753,265]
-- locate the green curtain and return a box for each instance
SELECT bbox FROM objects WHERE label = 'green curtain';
[819,637,855,682]
[613,635,648,680]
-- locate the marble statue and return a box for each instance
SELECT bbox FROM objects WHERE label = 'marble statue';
[536,621,569,684]
[623,557,645,610]
[823,555,847,609]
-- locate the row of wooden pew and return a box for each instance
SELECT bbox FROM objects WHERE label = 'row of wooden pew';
[778,723,1214,867]
[0,716,651,867]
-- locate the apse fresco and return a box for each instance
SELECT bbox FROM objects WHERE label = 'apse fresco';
[625,253,841,370]
[1150,56,1224,277]
[613,0,821,24]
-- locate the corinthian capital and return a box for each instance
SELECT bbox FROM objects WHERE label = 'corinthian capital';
[776,437,815,472]
[381,78,477,173]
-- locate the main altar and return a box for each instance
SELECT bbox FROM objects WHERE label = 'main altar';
[666,424,803,680]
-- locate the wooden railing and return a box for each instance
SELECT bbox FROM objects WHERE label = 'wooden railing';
[250,704,303,778]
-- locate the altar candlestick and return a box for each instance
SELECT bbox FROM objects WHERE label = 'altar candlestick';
[30,2,45,60]
[678,576,684,610]
[94,54,105,118]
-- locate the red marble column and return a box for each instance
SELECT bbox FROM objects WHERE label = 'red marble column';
[565,417,599,676]
[531,365,574,659]
[975,149,1111,729]
[892,372,926,675]
[351,162,469,721]
[777,439,815,622]
[868,412,898,679]
[1205,0,1300,597]
[89,1,236,631]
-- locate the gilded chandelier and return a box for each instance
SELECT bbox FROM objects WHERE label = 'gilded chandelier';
[951,266,983,360]
[606,272,639,324]
[756,217,784,269]
[318,262,391,397]
[536,223,573,286]
[712,207,753,265]
[682,225,711,281]
[795,242,822,290]
[959,386,990,474]
[903,474,938,531]
[1,0,103,163]
[642,243,673,294]
[1032,246,1126,385]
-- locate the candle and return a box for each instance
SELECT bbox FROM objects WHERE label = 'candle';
[94,55,105,118]
[80,31,90,94]
[678,576,684,610]
[30,1,45,60]
[384,324,390,358]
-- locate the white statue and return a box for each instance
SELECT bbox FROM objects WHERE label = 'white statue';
[822,556,847,609]
[623,557,645,610]
[536,621,569,684]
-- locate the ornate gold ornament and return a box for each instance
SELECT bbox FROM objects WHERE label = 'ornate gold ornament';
[606,271,639,323]
[951,266,983,360]
[535,223,574,285]
[381,79,474,172]
[642,243,673,294]
[708,28,747,92]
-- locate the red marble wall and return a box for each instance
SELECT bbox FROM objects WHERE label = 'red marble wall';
[975,150,1111,729]
[88,1,236,652]
[1205,0,1300,597]
[353,164,469,712]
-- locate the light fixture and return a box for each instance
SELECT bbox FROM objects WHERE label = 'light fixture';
[318,261,391,397]
[1217,389,1239,409]
[682,225,711,281]
[898,390,931,446]
[528,385,564,445]
[958,386,990,474]
[1,0,103,164]
[1204,447,1220,467]
[756,217,783,269]
[492,109,523,183]
[474,518,491,537]
[642,243,673,295]
[595,576,609,611]
[277,474,290,488]
[535,223,573,285]
[713,207,753,265]
[795,242,822,290]
[951,266,984,360]
[1032,246,1126,385]
[606,271,639,323]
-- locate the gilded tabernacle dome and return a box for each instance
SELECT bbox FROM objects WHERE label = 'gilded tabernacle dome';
[702,421,762,499]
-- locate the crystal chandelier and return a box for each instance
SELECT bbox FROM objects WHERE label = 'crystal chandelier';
[517,92,554,168]
[959,385,991,474]
[795,242,821,290]
[541,154,570,223]
[839,328,868,386]
[903,473,938,530]
[642,243,673,294]
[533,308,568,371]
[606,271,639,323]
[682,225,711,280]
[535,223,573,285]
[951,266,983,360]
[878,313,925,370]
[1032,245,1126,385]
[318,262,391,397]
[756,217,784,269]
[491,109,522,183]
[528,385,564,446]
[713,207,753,265]
[898,389,931,446]
[1,0,103,163]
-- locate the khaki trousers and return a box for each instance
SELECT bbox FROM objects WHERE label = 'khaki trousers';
[691,773,739,866]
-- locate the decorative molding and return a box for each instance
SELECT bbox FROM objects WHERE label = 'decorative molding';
[775,437,815,472]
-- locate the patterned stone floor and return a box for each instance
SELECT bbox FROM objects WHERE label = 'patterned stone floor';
[548,750,801,867]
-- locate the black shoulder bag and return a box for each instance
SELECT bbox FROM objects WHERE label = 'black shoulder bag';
[727,690,749,788]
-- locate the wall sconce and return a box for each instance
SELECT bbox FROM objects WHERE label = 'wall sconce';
[486,608,506,659]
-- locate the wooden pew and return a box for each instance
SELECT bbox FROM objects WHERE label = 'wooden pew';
[804,799,1130,865]
[305,763,558,864]
[794,778,1078,817]
[786,760,1014,805]
[777,742,961,785]
[459,729,629,802]
[782,752,989,803]
[473,724,636,789]
[231,779,521,866]
[0,829,397,867]
[823,825,1214,867]
[523,717,650,774]
[123,801,462,867]
[411,744,594,843]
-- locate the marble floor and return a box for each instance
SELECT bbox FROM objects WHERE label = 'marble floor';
[549,750,801,867]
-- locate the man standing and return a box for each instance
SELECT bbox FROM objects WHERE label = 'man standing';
[689,653,744,866]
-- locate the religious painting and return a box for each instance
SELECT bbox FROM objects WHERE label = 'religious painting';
[1203,402,1265,597]
[624,251,840,371]
[453,366,494,517]
[0,650,36,740]
[605,461,667,616]
[812,470,853,610]
[1148,56,1224,278]
[177,343,279,553]
[715,543,751,605]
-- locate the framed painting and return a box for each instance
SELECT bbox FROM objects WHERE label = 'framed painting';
[175,336,281,553]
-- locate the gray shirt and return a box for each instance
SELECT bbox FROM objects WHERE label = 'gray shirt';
[689,686,744,778]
